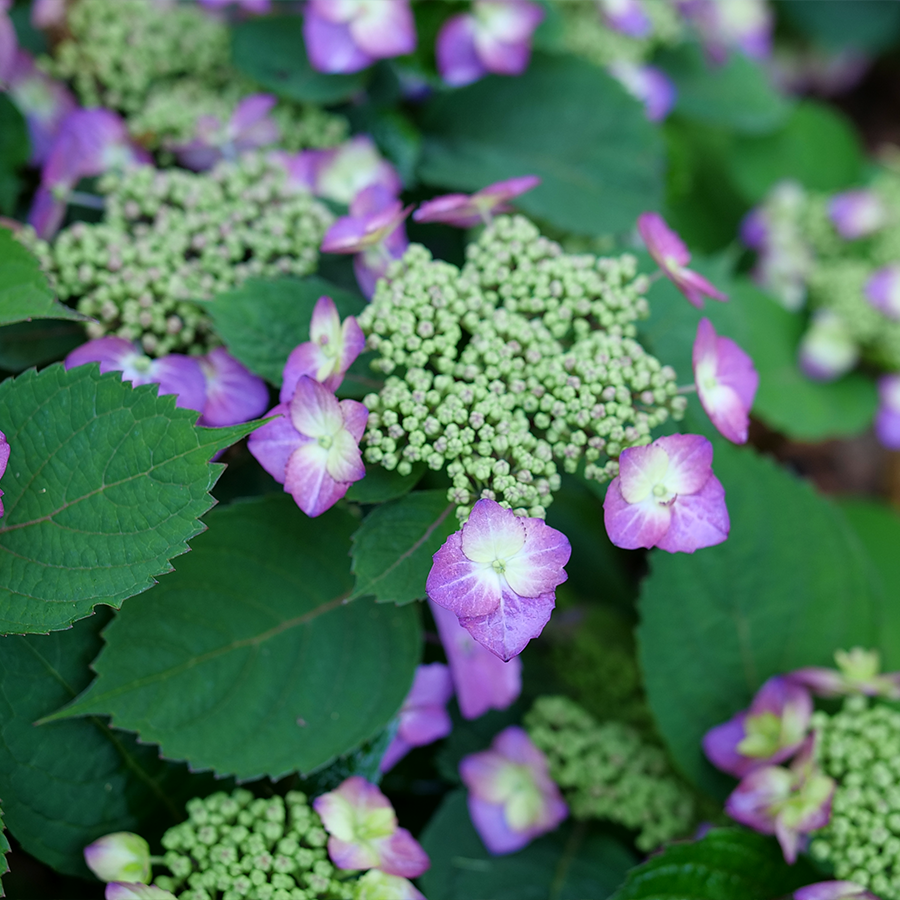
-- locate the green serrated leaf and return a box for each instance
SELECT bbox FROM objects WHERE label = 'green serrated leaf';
[0,229,88,326]
[205,276,374,393]
[637,442,882,798]
[350,490,456,605]
[420,790,636,900]
[609,828,817,900]
[0,364,258,634]
[418,53,664,236]
[640,266,877,441]
[660,43,793,134]
[47,495,421,781]
[0,614,211,878]
[231,16,369,104]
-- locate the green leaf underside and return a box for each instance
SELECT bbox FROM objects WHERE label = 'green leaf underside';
[231,16,368,105]
[350,490,457,605]
[637,442,881,798]
[418,54,664,236]
[0,364,258,634]
[420,790,636,900]
[0,615,203,877]
[609,828,817,900]
[49,495,421,781]
[0,229,87,327]
[205,276,368,388]
[640,267,877,441]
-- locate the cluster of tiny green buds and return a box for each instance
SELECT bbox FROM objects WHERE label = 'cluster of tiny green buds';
[24,153,332,356]
[155,789,353,900]
[810,696,900,900]
[358,215,684,522]
[524,695,695,852]
[42,0,231,113]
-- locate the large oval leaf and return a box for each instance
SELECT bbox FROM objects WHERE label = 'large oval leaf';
[50,495,421,781]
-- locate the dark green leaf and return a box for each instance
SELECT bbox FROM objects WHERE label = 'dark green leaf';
[0,319,85,372]
[0,615,204,877]
[640,266,878,441]
[350,490,456,604]
[637,442,882,798]
[205,276,372,391]
[48,495,421,781]
[660,44,793,134]
[0,229,88,326]
[780,0,900,52]
[0,806,7,896]
[345,462,424,504]
[420,790,636,900]
[0,99,28,216]
[231,16,368,104]
[609,827,817,900]
[728,102,864,203]
[418,54,664,236]
[0,364,258,634]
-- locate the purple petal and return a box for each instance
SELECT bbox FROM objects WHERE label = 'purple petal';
[674,267,729,308]
[461,499,526,563]
[269,150,316,192]
[798,311,858,381]
[865,264,900,319]
[148,355,207,412]
[285,441,348,517]
[467,794,533,854]
[795,883,878,900]
[340,398,369,443]
[828,190,888,239]
[289,376,343,438]
[413,193,478,227]
[427,531,503,619]
[477,0,545,44]
[322,215,373,254]
[27,185,67,239]
[0,10,16,84]
[281,342,326,404]
[349,0,416,59]
[703,714,755,777]
[303,9,373,74]
[437,14,487,87]
[198,347,269,427]
[600,0,652,37]
[247,404,303,484]
[503,517,570,599]
[479,174,541,202]
[608,62,677,122]
[230,93,277,135]
[324,419,365,484]
[603,476,672,550]
[740,208,767,250]
[651,433,715,495]
[655,474,729,553]
[638,211,691,269]
[786,667,847,697]
[376,828,430,879]
[313,136,402,205]
[474,29,532,76]
[724,765,790,834]
[66,337,137,374]
[326,835,382,870]
[429,599,522,720]
[380,735,413,772]
[458,585,555,661]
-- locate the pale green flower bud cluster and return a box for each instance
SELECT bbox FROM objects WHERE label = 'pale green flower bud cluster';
[358,216,684,522]
[524,695,694,852]
[810,696,900,900]
[754,168,900,370]
[27,153,332,356]
[128,77,349,155]
[557,0,684,68]
[43,0,230,113]
[155,789,353,900]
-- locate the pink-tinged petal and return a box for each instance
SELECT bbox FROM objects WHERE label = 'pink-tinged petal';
[876,404,900,450]
[427,531,503,619]
[479,174,541,202]
[655,433,715,495]
[326,835,382,870]
[655,474,729,553]
[607,62,677,122]
[313,136,402,205]
[603,477,672,550]
[0,431,9,481]
[617,442,671,503]
[325,423,365,483]
[247,404,303,484]
[865,264,900,319]
[492,725,549,770]
[322,215,373,254]
[281,342,326,404]
[798,310,858,381]
[437,14,487,87]
[350,0,416,58]
[414,192,482,227]
[146,354,207,412]
[376,828,430,878]
[740,208,767,250]
[752,676,813,720]
[703,714,752,777]
[310,295,342,345]
[269,150,316,192]
[340,397,369,442]
[725,765,791,834]
[502,517,570,598]
[354,250,389,299]
[289,376,344,439]
[467,794,532,854]
[786,667,848,697]
[84,833,151,884]
[474,29,532,77]
[458,586,555,661]
[398,701,452,749]
[354,871,426,900]
[638,211,691,269]
[828,190,889,239]
[429,599,522,720]
[460,749,516,805]
[795,883,878,900]
[338,316,366,379]
[600,0,652,37]
[674,267,729,308]
[380,735,414,772]
[285,441,347,517]
[303,9,373,74]
[105,886,177,900]
[230,93,276,135]
[198,348,269,427]
[477,0,544,44]
[27,185,67,239]
[314,776,396,841]
[461,498,526,564]
[31,0,67,29]
[66,337,136,374]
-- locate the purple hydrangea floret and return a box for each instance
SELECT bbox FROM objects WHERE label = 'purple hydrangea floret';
[788,647,900,700]
[876,374,900,450]
[608,62,677,122]
[413,176,540,229]
[679,0,772,63]
[638,212,728,308]
[197,347,268,428]
[381,662,454,772]
[864,264,900,320]
[797,310,858,382]
[603,434,729,553]
[828,189,890,240]
[429,598,522,720]
[703,675,813,778]
[426,498,571,661]
[598,0,652,37]
[794,882,879,900]
[460,726,567,855]
[693,317,759,444]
